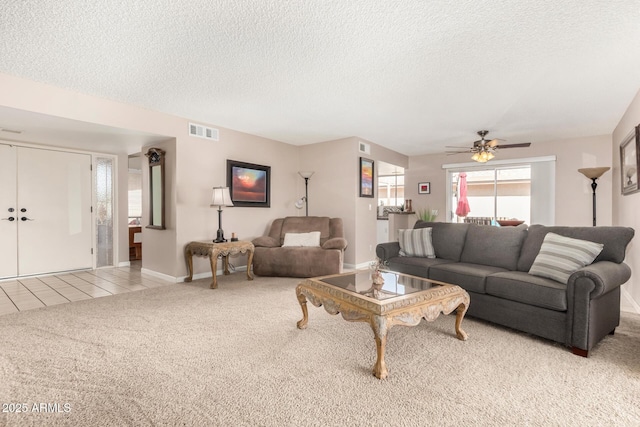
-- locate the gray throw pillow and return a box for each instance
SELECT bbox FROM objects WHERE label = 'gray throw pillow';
[528,232,604,284]
[398,228,435,258]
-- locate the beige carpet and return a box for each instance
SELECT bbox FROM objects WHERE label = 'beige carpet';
[0,273,639,427]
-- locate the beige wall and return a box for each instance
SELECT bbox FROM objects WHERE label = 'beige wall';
[299,137,409,267]
[613,88,640,312]
[405,134,614,227]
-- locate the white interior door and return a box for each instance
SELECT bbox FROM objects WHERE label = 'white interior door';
[0,144,18,278]
[17,147,93,276]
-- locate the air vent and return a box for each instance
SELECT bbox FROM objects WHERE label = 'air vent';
[189,123,219,141]
[359,141,370,154]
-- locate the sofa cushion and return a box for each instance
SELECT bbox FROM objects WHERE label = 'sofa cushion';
[282,231,321,247]
[460,224,528,270]
[414,221,469,261]
[528,233,603,284]
[428,262,507,294]
[398,228,435,258]
[386,256,454,279]
[517,224,634,272]
[486,271,567,311]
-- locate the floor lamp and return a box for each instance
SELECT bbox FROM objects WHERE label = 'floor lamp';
[296,171,314,216]
[578,167,610,226]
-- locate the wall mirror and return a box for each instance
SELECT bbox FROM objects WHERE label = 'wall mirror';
[145,147,166,229]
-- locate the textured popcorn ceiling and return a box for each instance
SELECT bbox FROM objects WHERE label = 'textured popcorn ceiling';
[1,1,640,155]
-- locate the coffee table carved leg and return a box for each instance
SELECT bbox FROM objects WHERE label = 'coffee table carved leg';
[246,248,254,281]
[184,248,194,283]
[455,303,468,341]
[296,290,309,329]
[371,315,390,379]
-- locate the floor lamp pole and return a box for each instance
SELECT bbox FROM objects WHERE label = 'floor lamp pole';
[590,178,597,227]
[304,177,309,216]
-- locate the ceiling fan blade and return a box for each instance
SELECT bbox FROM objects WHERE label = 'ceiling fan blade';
[487,139,500,147]
[497,142,531,149]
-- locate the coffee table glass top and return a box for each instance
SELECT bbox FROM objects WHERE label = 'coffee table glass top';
[319,270,441,300]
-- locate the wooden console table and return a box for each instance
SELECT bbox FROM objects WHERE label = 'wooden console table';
[184,240,254,289]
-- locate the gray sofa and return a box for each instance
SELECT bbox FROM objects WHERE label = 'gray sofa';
[376,221,635,356]
[252,216,348,278]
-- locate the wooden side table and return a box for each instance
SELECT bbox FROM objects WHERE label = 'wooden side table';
[184,240,254,289]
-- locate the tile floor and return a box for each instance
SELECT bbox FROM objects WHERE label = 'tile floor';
[0,261,173,316]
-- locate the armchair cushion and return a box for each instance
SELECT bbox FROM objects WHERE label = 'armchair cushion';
[252,236,280,248]
[322,237,348,250]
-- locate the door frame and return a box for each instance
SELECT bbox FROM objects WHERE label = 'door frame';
[0,139,120,273]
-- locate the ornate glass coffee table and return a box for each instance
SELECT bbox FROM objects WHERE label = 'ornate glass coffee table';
[296,270,470,379]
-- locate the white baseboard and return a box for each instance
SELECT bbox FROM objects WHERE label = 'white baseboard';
[621,286,640,314]
[176,265,249,283]
[343,260,377,271]
[140,268,179,283]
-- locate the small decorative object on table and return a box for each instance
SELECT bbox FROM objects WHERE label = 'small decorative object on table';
[230,232,239,242]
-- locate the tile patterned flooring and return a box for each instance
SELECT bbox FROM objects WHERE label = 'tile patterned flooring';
[0,262,172,316]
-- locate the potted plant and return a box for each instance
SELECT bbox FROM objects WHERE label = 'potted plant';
[416,208,438,222]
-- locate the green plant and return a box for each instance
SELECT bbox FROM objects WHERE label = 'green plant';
[416,208,438,222]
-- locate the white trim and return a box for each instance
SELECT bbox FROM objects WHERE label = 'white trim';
[621,286,640,314]
[344,261,376,270]
[152,265,251,283]
[118,261,131,267]
[442,155,557,170]
[141,268,178,283]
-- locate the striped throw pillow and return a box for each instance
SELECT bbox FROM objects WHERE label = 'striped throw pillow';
[398,228,435,258]
[528,232,604,284]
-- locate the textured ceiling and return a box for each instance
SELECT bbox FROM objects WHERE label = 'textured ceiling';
[1,1,640,155]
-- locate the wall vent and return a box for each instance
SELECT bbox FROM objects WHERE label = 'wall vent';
[189,123,219,141]
[358,141,370,154]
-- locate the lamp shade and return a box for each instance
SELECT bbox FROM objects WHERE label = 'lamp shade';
[298,171,314,179]
[211,187,234,207]
[578,167,610,179]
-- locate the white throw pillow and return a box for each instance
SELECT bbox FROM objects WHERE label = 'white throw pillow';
[282,231,321,247]
[528,232,604,284]
[398,228,435,258]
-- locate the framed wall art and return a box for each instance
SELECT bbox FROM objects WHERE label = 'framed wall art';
[620,124,639,195]
[418,182,431,194]
[359,157,374,198]
[226,160,271,207]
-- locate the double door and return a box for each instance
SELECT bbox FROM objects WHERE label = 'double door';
[0,144,93,278]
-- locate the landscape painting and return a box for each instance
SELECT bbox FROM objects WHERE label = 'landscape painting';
[227,160,270,207]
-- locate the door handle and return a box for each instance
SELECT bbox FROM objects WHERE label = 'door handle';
[21,217,34,221]
[1,217,15,221]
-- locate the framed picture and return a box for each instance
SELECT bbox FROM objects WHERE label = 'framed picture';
[359,157,374,198]
[418,182,431,194]
[226,160,271,207]
[620,124,640,195]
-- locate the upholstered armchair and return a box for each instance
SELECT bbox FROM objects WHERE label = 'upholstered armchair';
[252,216,347,277]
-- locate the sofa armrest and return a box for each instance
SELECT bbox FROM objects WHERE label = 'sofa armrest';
[376,242,401,261]
[568,261,632,298]
[322,237,348,250]
[252,236,280,248]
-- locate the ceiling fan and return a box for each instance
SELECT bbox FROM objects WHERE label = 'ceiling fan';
[446,130,531,163]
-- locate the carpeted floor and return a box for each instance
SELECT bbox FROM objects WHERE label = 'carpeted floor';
[0,273,639,426]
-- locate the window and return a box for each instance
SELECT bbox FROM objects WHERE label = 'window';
[378,174,404,208]
[444,157,556,225]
